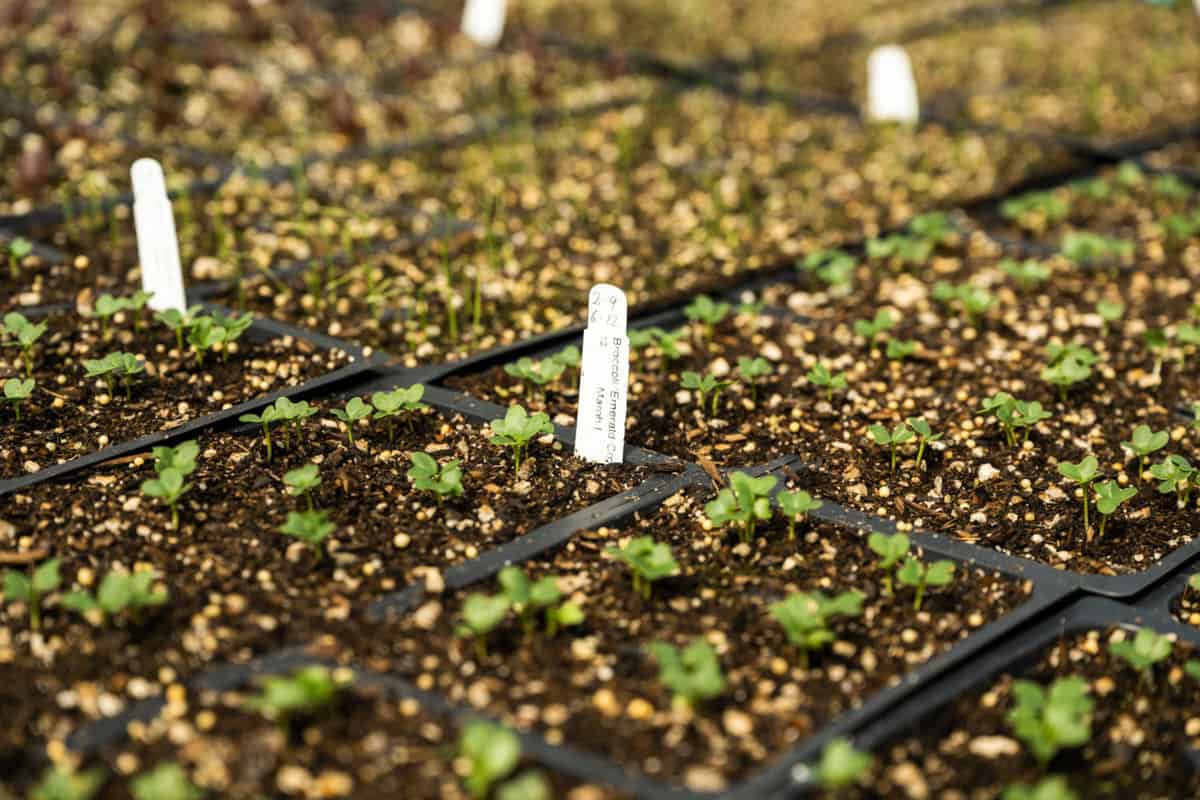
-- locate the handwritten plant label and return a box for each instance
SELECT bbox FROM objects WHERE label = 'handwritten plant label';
[131,158,186,312]
[461,0,507,47]
[866,45,920,124]
[575,284,629,464]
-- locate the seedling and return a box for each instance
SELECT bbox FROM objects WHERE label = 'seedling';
[704,471,777,544]
[933,281,994,325]
[853,309,895,348]
[1000,191,1070,230]
[2,311,48,376]
[552,345,581,371]
[489,404,554,471]
[497,566,583,637]
[82,352,143,399]
[1013,400,1052,443]
[736,356,772,401]
[1006,676,1093,765]
[801,249,855,293]
[1108,627,1172,686]
[494,772,551,800]
[238,405,280,461]
[154,305,205,351]
[1121,424,1169,480]
[504,356,565,397]
[62,569,168,626]
[1003,777,1078,800]
[866,233,932,265]
[906,417,942,470]
[456,592,511,660]
[1058,456,1099,537]
[886,338,917,361]
[868,423,914,473]
[130,763,203,800]
[908,211,954,245]
[407,452,464,505]
[283,463,322,511]
[1095,300,1124,335]
[680,371,730,416]
[807,363,847,403]
[683,294,730,344]
[30,764,106,800]
[895,556,955,611]
[770,591,863,668]
[1041,345,1095,401]
[246,665,341,725]
[458,721,524,800]
[7,237,32,280]
[813,738,871,790]
[93,294,123,340]
[271,397,317,447]
[868,532,910,596]
[372,384,427,442]
[604,536,679,600]
[777,489,822,540]
[1093,481,1136,538]
[278,510,335,555]
[185,315,224,366]
[4,377,33,420]
[141,468,191,529]
[1060,231,1133,265]
[645,639,726,709]
[152,441,198,477]
[3,558,60,631]
[1149,454,1197,506]
[332,396,373,445]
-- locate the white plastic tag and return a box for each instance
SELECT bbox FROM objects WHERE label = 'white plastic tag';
[866,45,920,124]
[574,284,629,464]
[131,158,186,312]
[461,0,507,47]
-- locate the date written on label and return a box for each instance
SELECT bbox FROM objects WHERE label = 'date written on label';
[575,284,629,464]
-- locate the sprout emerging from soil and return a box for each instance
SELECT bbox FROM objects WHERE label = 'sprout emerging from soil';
[683,294,730,344]
[770,591,863,668]
[2,311,47,377]
[372,384,427,442]
[868,423,914,474]
[801,249,856,293]
[131,762,203,800]
[154,305,205,351]
[1001,258,1052,291]
[457,593,511,660]
[895,556,955,611]
[504,356,565,398]
[737,356,772,401]
[1041,344,1096,402]
[813,738,872,789]
[283,463,322,511]
[407,452,464,506]
[1121,424,1169,480]
[62,569,168,626]
[7,237,32,280]
[459,721,546,800]
[932,282,995,325]
[1095,300,1124,335]
[1006,676,1093,765]
[332,396,373,445]
[1002,777,1078,800]
[906,417,942,470]
[83,352,143,400]
[239,405,280,461]
[1108,628,1172,687]
[1093,480,1136,538]
[867,532,910,596]
[1001,191,1070,231]
[680,371,730,417]
[141,467,191,530]
[246,666,342,727]
[278,510,335,555]
[497,566,584,638]
[30,764,106,800]
[3,557,60,632]
[1058,456,1100,538]
[645,639,726,709]
[807,362,847,403]
[4,376,33,420]
[886,338,917,361]
[604,536,679,600]
[777,489,822,540]
[853,309,895,349]
[489,404,554,472]
[704,471,777,544]
[1150,454,1197,506]
[1060,231,1133,266]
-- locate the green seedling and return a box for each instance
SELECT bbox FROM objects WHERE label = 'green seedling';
[1013,400,1052,442]
[185,315,224,366]
[93,294,124,340]
[1041,351,1094,402]
[933,282,995,325]
[604,536,679,600]
[1144,328,1171,376]
[680,371,730,417]
[30,764,106,800]
[813,738,872,790]
[853,309,895,348]
[770,591,863,668]
[683,294,730,344]
[777,489,822,540]
[2,311,48,376]
[868,423,914,473]
[1108,627,1172,686]
[868,532,910,596]
[497,566,583,637]
[1003,777,1078,800]
[271,397,318,447]
[332,396,373,445]
[908,211,954,244]
[458,721,523,800]
[1149,454,1197,506]
[130,763,203,800]
[737,356,772,401]
[283,463,321,511]
[238,405,280,461]
[1001,191,1070,230]
[372,384,427,442]
[141,468,190,530]
[456,593,511,660]
[152,441,198,477]
[3,557,60,631]
[1093,480,1136,538]
[489,404,554,471]
[1122,424,1169,480]
[154,305,205,351]
[82,352,143,399]
[1187,660,1200,682]
[906,417,942,470]
[552,345,581,371]
[62,569,168,626]
[895,556,955,611]
[704,471,777,544]
[4,376,33,420]
[1095,300,1124,335]
[246,665,341,726]
[1060,231,1133,265]
[1058,455,1100,537]
[1153,173,1191,198]
[801,249,856,293]
[1006,676,1093,765]
[981,392,1019,445]
[866,233,932,265]
[504,356,565,395]
[407,452,464,506]
[645,639,726,709]
[807,362,847,403]
[886,338,917,361]
[495,771,551,800]
[7,237,32,280]
[278,510,335,555]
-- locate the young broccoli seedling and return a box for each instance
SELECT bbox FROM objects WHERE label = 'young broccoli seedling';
[141,468,191,530]
[497,566,583,637]
[185,314,224,366]
[152,441,198,476]
[30,764,106,800]
[283,463,322,511]
[1001,258,1052,291]
[1060,231,1133,265]
[2,311,48,377]
[1122,424,1169,480]
[130,763,203,800]
[246,665,341,726]
[7,237,32,280]
[886,338,917,361]
[736,356,772,401]
[604,536,679,600]
[906,417,942,470]
[489,404,554,471]
[1095,300,1124,335]
[278,510,335,555]
[1093,480,1136,538]
[1144,328,1170,376]
[332,396,373,445]
[645,639,726,709]
[680,371,730,417]
[933,282,994,325]
[1149,454,1197,506]
[866,234,931,265]
[238,405,280,461]
[807,363,847,403]
[3,557,60,632]
[1108,627,1172,686]
[704,471,777,544]
[801,249,856,294]
[494,771,551,800]
[552,344,581,372]
[504,356,565,397]
[93,294,124,340]
[777,489,822,540]
[867,532,910,596]
[1013,400,1052,443]
[683,294,730,344]
[1058,456,1100,537]
[853,309,895,348]
[456,592,512,660]
[1002,776,1078,800]
[372,384,427,442]
[458,721,523,800]
[868,423,914,473]
[4,376,33,420]
[407,452,464,506]
[1001,191,1070,230]
[769,591,863,668]
[82,352,143,400]
[813,738,872,790]
[895,556,955,611]
[981,392,1020,446]
[1006,676,1093,765]
[154,305,204,351]
[1041,345,1095,402]
[62,569,168,626]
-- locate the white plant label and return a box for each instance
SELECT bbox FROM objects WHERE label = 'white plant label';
[575,284,629,464]
[461,0,507,47]
[866,45,920,124]
[131,158,186,312]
